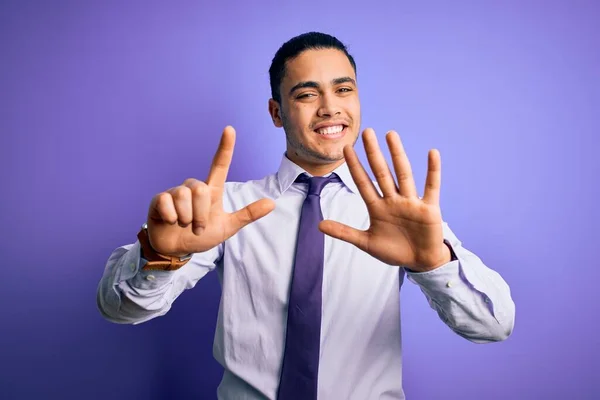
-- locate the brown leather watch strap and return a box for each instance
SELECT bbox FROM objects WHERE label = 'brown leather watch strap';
[444,239,459,262]
[137,226,192,271]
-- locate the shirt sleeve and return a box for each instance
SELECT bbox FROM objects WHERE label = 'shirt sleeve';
[96,239,223,325]
[404,221,516,343]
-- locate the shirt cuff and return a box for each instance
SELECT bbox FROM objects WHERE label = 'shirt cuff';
[405,240,497,321]
[405,257,462,294]
[115,241,177,291]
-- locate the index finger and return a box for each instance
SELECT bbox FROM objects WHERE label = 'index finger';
[343,144,381,206]
[207,126,236,187]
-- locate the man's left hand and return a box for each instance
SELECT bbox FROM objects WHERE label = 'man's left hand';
[319,128,451,272]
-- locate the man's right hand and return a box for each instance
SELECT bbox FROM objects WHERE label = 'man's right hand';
[145,126,276,257]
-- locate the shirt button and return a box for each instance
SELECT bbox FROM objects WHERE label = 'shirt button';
[129,263,136,272]
[146,274,156,281]
[484,297,490,303]
[446,281,453,288]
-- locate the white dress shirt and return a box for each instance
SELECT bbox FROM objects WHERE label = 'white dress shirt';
[97,154,515,400]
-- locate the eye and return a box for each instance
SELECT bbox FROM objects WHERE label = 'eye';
[297,93,316,99]
[338,87,353,93]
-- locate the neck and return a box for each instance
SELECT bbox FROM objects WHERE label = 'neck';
[285,152,346,176]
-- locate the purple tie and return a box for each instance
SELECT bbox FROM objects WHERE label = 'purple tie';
[277,173,342,400]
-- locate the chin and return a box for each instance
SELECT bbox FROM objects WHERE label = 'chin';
[310,149,345,163]
[288,134,353,165]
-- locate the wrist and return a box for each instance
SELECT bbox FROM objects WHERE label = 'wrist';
[138,224,192,271]
[411,241,455,272]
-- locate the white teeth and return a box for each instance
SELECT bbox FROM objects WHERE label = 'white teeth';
[316,125,344,135]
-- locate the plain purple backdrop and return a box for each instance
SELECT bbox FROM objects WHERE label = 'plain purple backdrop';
[1,1,598,399]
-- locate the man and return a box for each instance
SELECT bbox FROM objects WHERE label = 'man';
[97,32,515,399]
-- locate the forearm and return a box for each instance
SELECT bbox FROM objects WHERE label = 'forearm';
[96,241,220,325]
[96,241,174,324]
[406,226,515,343]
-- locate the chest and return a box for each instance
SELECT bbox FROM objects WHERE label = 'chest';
[221,189,399,311]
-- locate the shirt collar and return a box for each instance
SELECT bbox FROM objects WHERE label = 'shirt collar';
[276,152,359,196]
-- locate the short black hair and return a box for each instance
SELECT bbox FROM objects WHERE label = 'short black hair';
[268,32,357,103]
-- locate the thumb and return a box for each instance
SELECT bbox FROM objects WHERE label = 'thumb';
[319,220,370,251]
[229,198,276,232]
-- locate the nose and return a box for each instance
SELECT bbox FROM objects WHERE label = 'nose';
[317,93,341,118]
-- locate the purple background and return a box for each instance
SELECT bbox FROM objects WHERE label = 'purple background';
[1,1,598,399]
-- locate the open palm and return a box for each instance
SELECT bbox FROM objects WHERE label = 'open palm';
[319,128,450,272]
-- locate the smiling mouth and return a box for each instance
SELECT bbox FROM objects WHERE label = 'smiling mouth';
[314,124,347,136]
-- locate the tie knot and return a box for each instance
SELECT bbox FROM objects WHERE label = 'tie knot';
[295,173,341,196]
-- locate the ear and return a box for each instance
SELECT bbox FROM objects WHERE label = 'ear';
[268,99,283,128]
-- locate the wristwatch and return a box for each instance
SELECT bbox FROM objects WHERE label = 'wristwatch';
[137,223,192,271]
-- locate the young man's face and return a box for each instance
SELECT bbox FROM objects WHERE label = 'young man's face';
[269,48,361,171]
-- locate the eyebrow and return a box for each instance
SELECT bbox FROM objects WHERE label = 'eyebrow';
[289,76,356,96]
